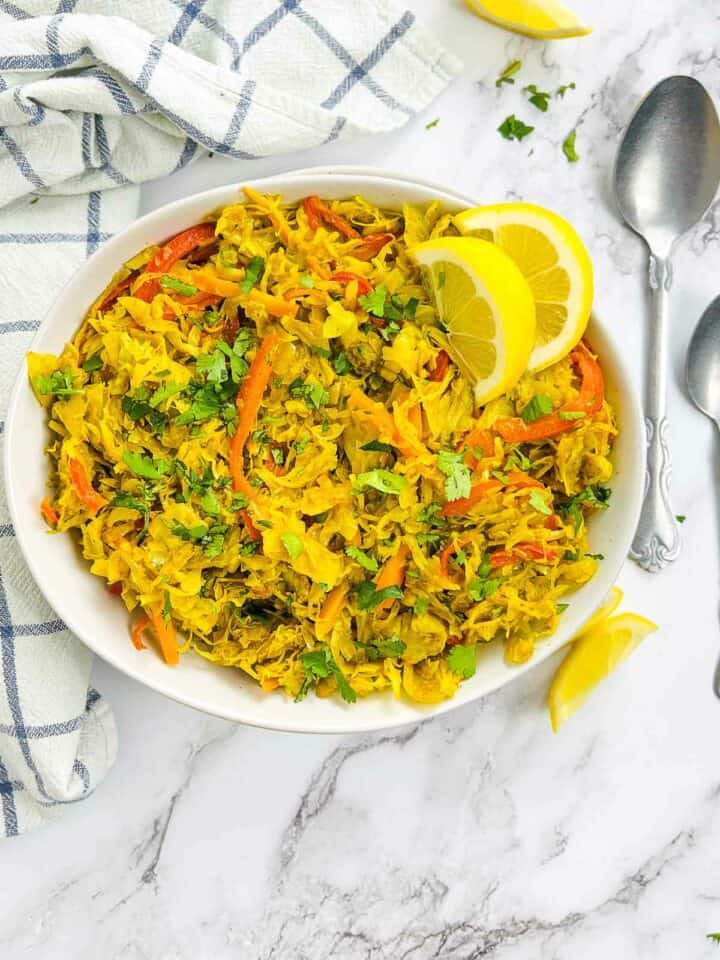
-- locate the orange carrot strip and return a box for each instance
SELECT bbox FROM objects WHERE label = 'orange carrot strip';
[150,609,179,665]
[331,271,372,296]
[375,543,410,610]
[69,459,107,514]
[240,508,262,541]
[249,289,298,318]
[505,470,544,489]
[131,615,149,651]
[40,496,59,527]
[316,583,348,639]
[407,403,423,437]
[441,480,503,518]
[303,196,360,239]
[438,537,471,578]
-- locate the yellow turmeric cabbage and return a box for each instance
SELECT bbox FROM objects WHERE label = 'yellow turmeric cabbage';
[28,190,616,706]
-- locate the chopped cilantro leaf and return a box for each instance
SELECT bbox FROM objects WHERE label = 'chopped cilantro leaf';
[585,552,604,560]
[528,488,552,515]
[200,490,220,517]
[437,450,472,502]
[448,644,477,679]
[355,469,407,496]
[498,114,534,141]
[122,450,172,480]
[332,351,354,376]
[231,492,249,511]
[425,118,440,129]
[299,275,314,288]
[344,545,379,572]
[32,368,81,398]
[414,597,430,616]
[288,378,329,410]
[281,532,304,560]
[241,256,265,295]
[355,581,403,611]
[558,410,585,421]
[556,603,570,613]
[358,285,388,317]
[556,82,576,97]
[360,439,394,454]
[162,590,172,626]
[523,84,551,112]
[521,395,553,423]
[197,349,227,383]
[563,129,580,162]
[295,646,357,703]
[160,275,199,296]
[496,59,522,87]
[82,353,103,372]
[676,514,686,524]
[356,635,406,660]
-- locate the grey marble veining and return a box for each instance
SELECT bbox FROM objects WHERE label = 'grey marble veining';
[3,0,720,956]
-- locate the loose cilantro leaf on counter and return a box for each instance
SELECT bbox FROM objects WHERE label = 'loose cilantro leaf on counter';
[521,395,553,423]
[160,275,198,296]
[437,450,472,502]
[296,646,357,703]
[32,368,82,398]
[563,129,580,162]
[676,514,686,524]
[344,545,379,572]
[556,82,576,98]
[523,84,551,112]
[241,256,265,295]
[425,118,440,130]
[496,59,522,87]
[448,644,477,679]
[355,469,407,496]
[498,114,534,141]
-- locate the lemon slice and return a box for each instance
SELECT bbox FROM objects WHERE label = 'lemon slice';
[549,613,658,732]
[412,237,536,405]
[454,203,593,372]
[575,586,624,639]
[465,0,592,38]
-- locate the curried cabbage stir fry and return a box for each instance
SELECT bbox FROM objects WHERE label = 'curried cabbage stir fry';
[29,190,616,705]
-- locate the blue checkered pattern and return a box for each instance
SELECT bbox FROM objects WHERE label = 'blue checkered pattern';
[0,0,459,837]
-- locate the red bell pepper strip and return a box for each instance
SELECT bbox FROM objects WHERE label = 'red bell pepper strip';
[131,616,149,651]
[428,349,450,382]
[495,342,604,443]
[331,271,372,296]
[133,221,217,301]
[439,537,471,578]
[100,273,135,311]
[351,232,395,261]
[107,581,123,596]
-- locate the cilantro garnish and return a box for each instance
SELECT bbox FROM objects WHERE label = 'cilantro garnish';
[82,353,103,373]
[295,646,357,703]
[162,590,172,626]
[231,492,249,511]
[414,597,430,616]
[523,84,551,112]
[355,581,404,611]
[528,488,552,515]
[344,545,379,572]
[498,115,534,141]
[288,378,329,410]
[360,439,394,454]
[200,490,220,517]
[170,520,228,558]
[281,532,304,560]
[563,129,579,162]
[496,59,522,87]
[557,410,585,421]
[355,635,406,660]
[299,275,314,288]
[448,644,477,679]
[32,368,82,398]
[122,450,173,480]
[160,275,199,297]
[521,395,553,423]
[557,484,611,532]
[241,256,265,295]
[437,450,472,502]
[332,351,354,376]
[355,469,407,496]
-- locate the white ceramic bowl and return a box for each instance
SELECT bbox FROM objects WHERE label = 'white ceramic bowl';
[4,166,645,733]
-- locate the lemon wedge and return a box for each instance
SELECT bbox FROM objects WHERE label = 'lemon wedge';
[465,0,592,38]
[454,203,593,372]
[549,613,658,732]
[412,237,536,405]
[575,586,624,639]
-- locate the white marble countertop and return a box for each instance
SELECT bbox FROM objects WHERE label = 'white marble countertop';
[3,1,720,956]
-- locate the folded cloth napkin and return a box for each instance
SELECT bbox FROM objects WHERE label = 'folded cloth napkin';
[0,1,460,836]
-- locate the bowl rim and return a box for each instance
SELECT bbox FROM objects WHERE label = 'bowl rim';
[4,165,646,733]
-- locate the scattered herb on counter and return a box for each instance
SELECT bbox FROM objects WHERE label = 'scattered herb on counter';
[707,933,720,944]
[676,514,686,523]
[521,394,553,423]
[437,450,472,502]
[448,643,477,679]
[425,118,440,130]
[585,552,604,560]
[556,82,576,98]
[524,84,551,112]
[496,59,522,87]
[556,603,569,613]
[160,275,199,297]
[241,256,265,295]
[563,129,579,162]
[498,114,534,142]
[345,545,379,572]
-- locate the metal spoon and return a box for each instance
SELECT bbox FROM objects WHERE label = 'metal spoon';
[687,295,720,697]
[614,75,720,572]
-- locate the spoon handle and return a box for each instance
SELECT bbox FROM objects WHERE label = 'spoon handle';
[630,252,681,572]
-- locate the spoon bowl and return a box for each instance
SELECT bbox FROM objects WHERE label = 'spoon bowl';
[614,76,720,572]
[687,294,720,424]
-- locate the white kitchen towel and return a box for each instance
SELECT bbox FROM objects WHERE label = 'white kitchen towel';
[0,0,461,837]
